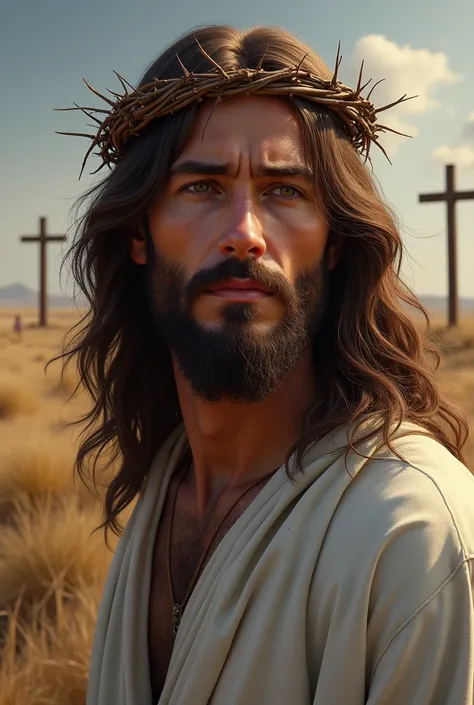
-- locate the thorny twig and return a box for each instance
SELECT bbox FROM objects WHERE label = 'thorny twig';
[55,39,416,179]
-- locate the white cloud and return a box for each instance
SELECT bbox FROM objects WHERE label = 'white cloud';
[431,111,474,167]
[433,144,474,167]
[349,35,462,156]
[462,112,474,142]
[353,35,461,114]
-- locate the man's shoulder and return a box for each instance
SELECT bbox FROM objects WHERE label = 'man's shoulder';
[305,426,474,557]
[362,432,474,553]
[311,432,474,646]
[312,430,474,585]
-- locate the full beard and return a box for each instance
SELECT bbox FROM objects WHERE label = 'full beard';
[147,247,329,403]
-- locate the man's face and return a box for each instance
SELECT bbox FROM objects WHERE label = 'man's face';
[138,96,335,402]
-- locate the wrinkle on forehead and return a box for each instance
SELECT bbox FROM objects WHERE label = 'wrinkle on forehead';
[178,95,308,177]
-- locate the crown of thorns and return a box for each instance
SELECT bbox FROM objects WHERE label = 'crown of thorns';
[56,39,416,179]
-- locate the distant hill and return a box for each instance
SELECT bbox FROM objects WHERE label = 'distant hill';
[0,283,77,308]
[418,296,474,317]
[421,295,474,310]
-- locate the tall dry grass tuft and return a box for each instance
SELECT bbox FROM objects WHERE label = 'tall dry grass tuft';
[428,319,474,351]
[0,495,113,621]
[0,582,99,705]
[0,309,125,703]
[425,321,474,469]
[46,357,83,400]
[0,432,98,525]
[0,376,38,420]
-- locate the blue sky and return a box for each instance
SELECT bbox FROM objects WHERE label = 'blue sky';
[1,0,473,299]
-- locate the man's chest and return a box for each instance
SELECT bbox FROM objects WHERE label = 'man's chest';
[147,488,205,702]
[147,476,270,702]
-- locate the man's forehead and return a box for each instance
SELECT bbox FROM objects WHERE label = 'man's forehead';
[194,93,300,127]
[171,95,307,175]
[189,96,301,145]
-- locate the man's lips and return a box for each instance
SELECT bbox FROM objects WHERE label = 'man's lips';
[205,277,273,301]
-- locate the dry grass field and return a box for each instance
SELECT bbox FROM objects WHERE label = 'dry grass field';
[0,307,472,703]
[0,308,122,705]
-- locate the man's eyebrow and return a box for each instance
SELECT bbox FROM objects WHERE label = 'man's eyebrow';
[170,160,232,177]
[256,164,314,181]
[169,160,314,181]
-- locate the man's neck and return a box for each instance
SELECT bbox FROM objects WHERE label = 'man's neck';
[173,347,317,516]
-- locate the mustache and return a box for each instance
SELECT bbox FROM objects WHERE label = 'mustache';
[184,258,295,307]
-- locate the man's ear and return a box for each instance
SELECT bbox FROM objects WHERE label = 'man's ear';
[326,232,344,272]
[130,226,147,266]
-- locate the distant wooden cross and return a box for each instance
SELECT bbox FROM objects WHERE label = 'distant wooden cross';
[20,217,67,327]
[419,164,474,327]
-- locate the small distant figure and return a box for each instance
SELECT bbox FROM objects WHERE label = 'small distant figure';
[13,314,23,342]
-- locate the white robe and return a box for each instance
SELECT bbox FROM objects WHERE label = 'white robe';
[86,421,474,705]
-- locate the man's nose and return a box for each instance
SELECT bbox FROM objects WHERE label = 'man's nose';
[217,200,266,260]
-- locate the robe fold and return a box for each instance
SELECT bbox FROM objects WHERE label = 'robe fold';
[86,421,474,705]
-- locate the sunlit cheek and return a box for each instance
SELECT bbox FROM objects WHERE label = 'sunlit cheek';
[149,226,189,267]
[284,213,329,271]
[267,209,328,281]
[152,201,218,265]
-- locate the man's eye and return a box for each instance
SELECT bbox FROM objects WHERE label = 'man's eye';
[271,185,301,199]
[184,182,214,194]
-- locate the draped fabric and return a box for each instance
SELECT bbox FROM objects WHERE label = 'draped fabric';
[87,422,474,705]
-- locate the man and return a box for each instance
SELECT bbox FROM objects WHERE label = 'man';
[59,24,474,705]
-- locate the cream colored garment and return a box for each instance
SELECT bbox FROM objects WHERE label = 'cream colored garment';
[86,422,474,705]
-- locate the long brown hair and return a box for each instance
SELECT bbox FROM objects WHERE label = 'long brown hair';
[55,24,469,537]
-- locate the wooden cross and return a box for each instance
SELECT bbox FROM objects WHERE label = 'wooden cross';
[20,217,67,327]
[419,164,474,327]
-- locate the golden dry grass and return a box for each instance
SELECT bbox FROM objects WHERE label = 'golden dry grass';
[0,376,39,420]
[0,309,111,703]
[0,307,472,703]
[427,319,474,465]
[0,433,95,523]
[0,495,113,618]
[0,583,99,705]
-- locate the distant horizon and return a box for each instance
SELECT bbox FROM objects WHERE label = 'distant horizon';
[1,281,473,305]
